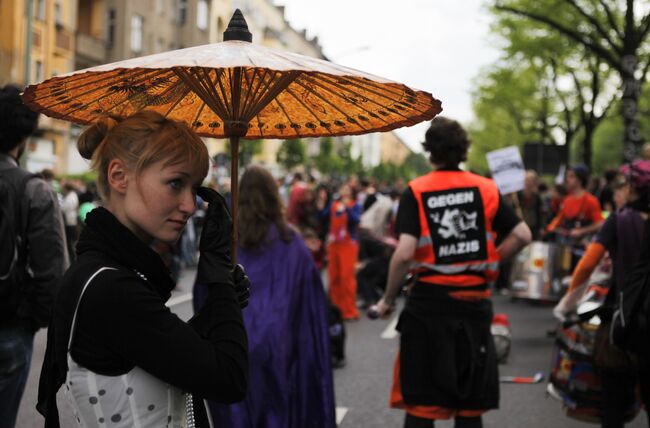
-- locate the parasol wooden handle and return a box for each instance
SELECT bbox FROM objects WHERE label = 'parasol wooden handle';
[230,136,239,264]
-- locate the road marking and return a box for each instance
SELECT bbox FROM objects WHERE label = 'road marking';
[166,292,192,307]
[336,407,348,425]
[381,315,399,339]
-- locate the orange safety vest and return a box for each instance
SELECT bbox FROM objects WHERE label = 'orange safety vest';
[409,170,501,300]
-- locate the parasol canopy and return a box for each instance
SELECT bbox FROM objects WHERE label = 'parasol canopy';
[22,10,442,257]
[22,10,440,140]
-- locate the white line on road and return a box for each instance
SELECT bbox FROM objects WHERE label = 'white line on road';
[380,315,399,339]
[166,292,193,307]
[336,407,348,426]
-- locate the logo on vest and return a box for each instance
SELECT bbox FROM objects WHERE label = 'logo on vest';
[437,208,478,239]
[421,187,487,264]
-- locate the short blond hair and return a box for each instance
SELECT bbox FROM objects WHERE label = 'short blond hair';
[77,111,209,201]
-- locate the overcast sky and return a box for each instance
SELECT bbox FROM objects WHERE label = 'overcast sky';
[275,0,502,150]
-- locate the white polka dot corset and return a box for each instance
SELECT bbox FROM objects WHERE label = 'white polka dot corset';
[64,358,187,427]
[63,267,188,427]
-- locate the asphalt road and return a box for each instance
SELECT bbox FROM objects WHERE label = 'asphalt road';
[16,268,648,427]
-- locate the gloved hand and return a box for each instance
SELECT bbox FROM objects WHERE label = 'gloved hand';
[196,187,233,286]
[233,264,250,309]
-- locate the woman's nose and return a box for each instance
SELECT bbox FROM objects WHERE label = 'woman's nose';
[180,190,196,215]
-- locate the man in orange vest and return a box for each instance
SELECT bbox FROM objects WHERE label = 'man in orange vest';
[375,117,532,428]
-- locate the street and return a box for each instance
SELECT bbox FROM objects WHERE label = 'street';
[16,268,648,427]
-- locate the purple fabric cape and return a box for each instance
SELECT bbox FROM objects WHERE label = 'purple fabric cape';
[193,225,336,428]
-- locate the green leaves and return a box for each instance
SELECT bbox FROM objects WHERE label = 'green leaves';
[468,0,638,171]
[276,139,306,171]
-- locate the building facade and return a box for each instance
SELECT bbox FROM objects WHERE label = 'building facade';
[1,0,78,173]
[2,0,409,175]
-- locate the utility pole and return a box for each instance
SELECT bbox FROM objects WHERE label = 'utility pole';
[24,0,33,85]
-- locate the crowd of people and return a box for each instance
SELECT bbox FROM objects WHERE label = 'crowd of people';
[3,80,650,428]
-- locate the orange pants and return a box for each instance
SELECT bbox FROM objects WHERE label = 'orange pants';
[327,240,359,320]
[390,351,486,420]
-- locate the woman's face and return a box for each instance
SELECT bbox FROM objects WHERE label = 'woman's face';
[122,158,204,245]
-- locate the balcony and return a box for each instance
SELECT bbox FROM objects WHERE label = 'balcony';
[55,26,73,53]
[75,32,107,65]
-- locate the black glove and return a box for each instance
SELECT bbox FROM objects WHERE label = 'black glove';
[196,187,233,286]
[233,264,250,309]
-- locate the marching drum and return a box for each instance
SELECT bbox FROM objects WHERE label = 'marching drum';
[548,269,640,423]
[509,241,571,302]
[548,317,602,422]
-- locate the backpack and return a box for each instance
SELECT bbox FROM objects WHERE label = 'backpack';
[610,214,650,354]
[0,167,36,322]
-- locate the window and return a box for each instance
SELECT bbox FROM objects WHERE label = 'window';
[34,60,44,83]
[176,0,187,25]
[130,14,143,53]
[35,0,45,20]
[106,9,116,46]
[54,1,63,26]
[197,0,208,30]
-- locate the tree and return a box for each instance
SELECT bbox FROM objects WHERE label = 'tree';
[469,7,619,170]
[313,137,340,174]
[402,152,432,178]
[494,0,650,161]
[225,138,262,167]
[276,138,305,171]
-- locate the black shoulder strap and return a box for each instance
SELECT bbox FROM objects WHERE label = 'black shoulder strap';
[0,167,38,252]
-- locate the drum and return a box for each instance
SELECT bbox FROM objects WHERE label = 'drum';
[548,286,640,423]
[509,241,571,302]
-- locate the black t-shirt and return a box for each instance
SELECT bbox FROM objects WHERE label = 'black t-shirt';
[396,187,521,242]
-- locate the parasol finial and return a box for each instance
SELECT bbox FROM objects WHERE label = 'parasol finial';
[224,9,253,43]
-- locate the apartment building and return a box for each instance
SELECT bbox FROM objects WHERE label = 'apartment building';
[0,0,78,172]
[1,0,407,174]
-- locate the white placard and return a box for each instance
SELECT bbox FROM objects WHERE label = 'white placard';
[486,146,525,195]
[555,164,566,185]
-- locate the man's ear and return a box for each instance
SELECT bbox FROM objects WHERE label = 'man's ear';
[107,159,129,195]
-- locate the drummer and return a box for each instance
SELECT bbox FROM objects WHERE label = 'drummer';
[565,160,650,427]
[374,117,532,428]
[546,164,604,269]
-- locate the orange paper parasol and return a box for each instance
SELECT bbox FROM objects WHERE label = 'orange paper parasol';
[23,10,442,257]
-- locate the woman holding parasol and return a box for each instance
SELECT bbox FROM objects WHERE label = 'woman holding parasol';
[38,111,250,427]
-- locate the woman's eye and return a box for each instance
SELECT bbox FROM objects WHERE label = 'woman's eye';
[169,179,183,190]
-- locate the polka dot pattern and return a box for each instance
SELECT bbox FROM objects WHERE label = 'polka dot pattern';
[63,267,187,427]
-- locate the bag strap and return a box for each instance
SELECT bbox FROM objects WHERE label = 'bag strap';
[67,267,118,351]
[0,167,37,243]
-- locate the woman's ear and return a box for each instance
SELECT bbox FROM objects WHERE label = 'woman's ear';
[107,159,129,195]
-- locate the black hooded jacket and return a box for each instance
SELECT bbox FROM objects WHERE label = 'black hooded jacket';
[37,207,248,427]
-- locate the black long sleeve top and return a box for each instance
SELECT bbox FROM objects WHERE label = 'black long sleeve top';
[38,207,247,427]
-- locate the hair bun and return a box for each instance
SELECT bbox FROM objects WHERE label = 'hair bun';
[77,115,119,160]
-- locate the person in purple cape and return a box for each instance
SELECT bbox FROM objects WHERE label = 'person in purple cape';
[193,165,336,428]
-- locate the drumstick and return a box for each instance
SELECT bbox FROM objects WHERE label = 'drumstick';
[499,372,545,384]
